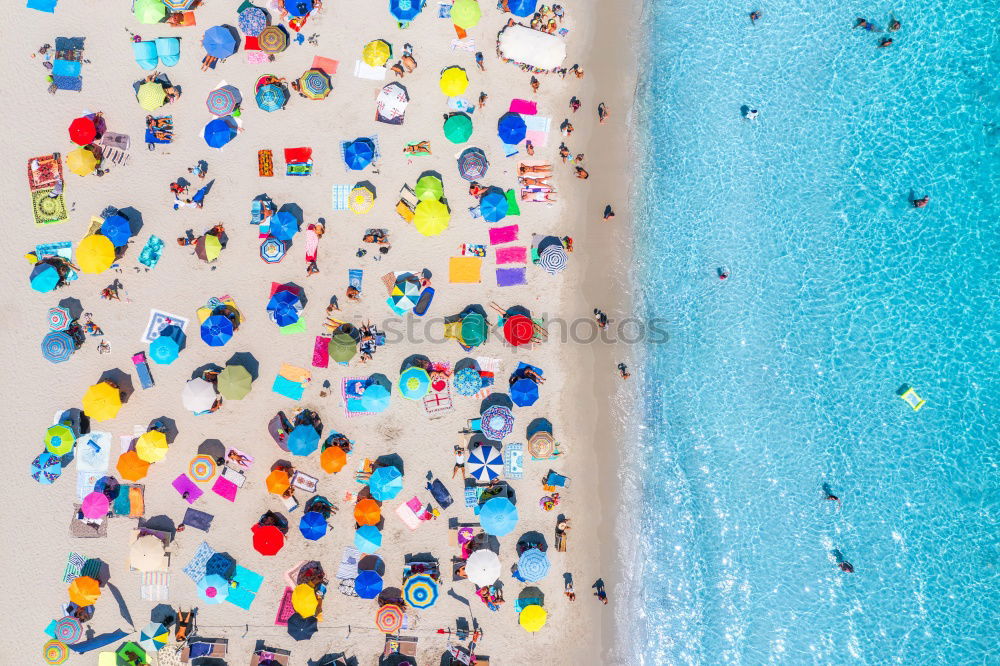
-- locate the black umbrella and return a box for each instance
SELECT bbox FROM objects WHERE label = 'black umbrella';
[287,612,318,641]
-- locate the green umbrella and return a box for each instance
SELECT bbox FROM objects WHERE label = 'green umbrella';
[217,364,252,400]
[330,333,357,363]
[460,313,487,347]
[443,113,473,144]
[134,0,167,24]
[415,175,444,202]
[137,82,167,111]
[45,424,76,456]
[451,0,482,29]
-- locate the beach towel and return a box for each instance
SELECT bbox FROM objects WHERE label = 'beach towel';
[349,268,363,291]
[342,377,375,417]
[427,479,454,510]
[304,227,319,262]
[142,309,189,343]
[404,141,431,156]
[28,154,62,190]
[395,501,421,530]
[75,432,111,473]
[474,357,500,400]
[438,2,452,18]
[505,189,521,216]
[496,267,527,287]
[461,243,486,257]
[524,116,551,147]
[464,486,484,508]
[52,59,81,78]
[336,546,361,580]
[172,475,203,504]
[128,486,145,518]
[509,99,538,115]
[495,246,527,264]
[182,508,214,532]
[488,225,519,245]
[423,383,453,416]
[62,552,87,583]
[450,38,477,51]
[258,150,274,177]
[503,443,524,479]
[312,336,330,368]
[211,475,238,502]
[449,257,482,283]
[228,565,263,610]
[182,542,216,583]
[353,60,387,80]
[502,142,519,157]
[138,235,164,269]
[331,184,350,210]
[311,55,339,74]
[285,147,313,176]
[274,587,295,625]
[27,0,58,12]
[140,572,171,602]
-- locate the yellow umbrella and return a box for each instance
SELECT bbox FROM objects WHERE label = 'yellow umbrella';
[66,148,98,176]
[451,0,482,29]
[362,39,391,67]
[291,583,318,617]
[137,82,167,111]
[519,604,547,632]
[135,430,168,463]
[76,234,115,274]
[198,234,223,262]
[349,184,375,214]
[82,382,122,422]
[413,199,450,236]
[439,66,469,97]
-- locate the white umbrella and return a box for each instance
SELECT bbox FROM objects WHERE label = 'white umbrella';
[465,549,501,586]
[129,534,167,572]
[376,82,409,122]
[182,378,217,412]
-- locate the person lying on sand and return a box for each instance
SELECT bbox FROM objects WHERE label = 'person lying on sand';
[403,141,431,154]
[520,176,551,187]
[518,164,552,175]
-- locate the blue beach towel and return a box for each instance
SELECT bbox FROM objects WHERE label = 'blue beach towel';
[332,184,351,210]
[52,59,81,78]
[348,268,363,291]
[27,0,58,12]
[504,443,524,479]
[52,75,83,91]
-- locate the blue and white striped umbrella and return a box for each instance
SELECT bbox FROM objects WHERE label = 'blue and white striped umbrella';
[467,445,503,483]
[256,84,288,112]
[517,548,550,582]
[41,331,74,363]
[538,244,568,274]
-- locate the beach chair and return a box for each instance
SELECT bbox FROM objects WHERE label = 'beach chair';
[180,638,227,662]
[383,635,418,658]
[252,647,291,666]
[132,352,155,389]
[355,458,376,483]
[280,493,300,513]
[155,37,180,67]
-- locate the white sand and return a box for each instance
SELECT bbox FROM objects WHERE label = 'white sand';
[0,0,638,663]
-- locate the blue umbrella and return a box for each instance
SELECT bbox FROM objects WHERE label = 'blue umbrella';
[256,84,288,112]
[202,25,239,58]
[287,424,319,456]
[269,211,298,241]
[285,0,313,17]
[354,526,383,554]
[389,0,422,22]
[453,368,482,396]
[31,452,62,484]
[398,366,430,400]
[517,548,550,582]
[200,315,234,346]
[368,465,403,501]
[507,0,537,17]
[100,215,131,247]
[360,383,391,412]
[41,331,74,363]
[238,6,267,36]
[467,445,503,483]
[267,289,302,326]
[204,116,237,148]
[479,496,518,536]
[299,511,327,540]
[30,263,60,293]
[510,378,539,407]
[197,573,229,604]
[497,112,527,144]
[149,325,183,365]
[344,138,375,170]
[354,569,383,598]
[480,188,508,222]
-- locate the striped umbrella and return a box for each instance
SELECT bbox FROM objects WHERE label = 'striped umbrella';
[375,604,404,633]
[163,0,198,8]
[349,184,375,214]
[527,431,555,459]
[298,69,332,100]
[480,405,514,440]
[42,640,68,665]
[41,331,74,363]
[238,6,267,35]
[47,306,71,331]
[467,445,503,483]
[189,454,217,482]
[256,84,288,112]
[206,85,241,116]
[54,617,81,644]
[260,237,286,263]
[538,245,568,274]
[31,452,62,484]
[403,573,439,609]
[258,25,288,53]
[457,148,488,181]
[139,621,170,651]
[517,548,551,582]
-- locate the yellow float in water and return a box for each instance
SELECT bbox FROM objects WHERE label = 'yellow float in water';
[898,386,925,411]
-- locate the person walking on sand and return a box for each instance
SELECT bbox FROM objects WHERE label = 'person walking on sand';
[569,96,581,113]
[530,76,540,94]
[188,160,208,179]
[475,51,486,71]
[558,143,570,163]
[593,579,608,604]
[617,362,630,379]
[478,91,488,109]
[598,102,609,124]
[453,445,466,479]
[603,204,615,221]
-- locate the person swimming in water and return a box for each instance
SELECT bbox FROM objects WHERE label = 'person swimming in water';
[912,195,929,208]
[749,10,761,23]
[822,483,841,504]
[832,548,854,573]
[854,17,880,31]
[888,15,901,31]
[878,37,893,48]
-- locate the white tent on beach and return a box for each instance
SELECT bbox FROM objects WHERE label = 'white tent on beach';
[498,25,567,71]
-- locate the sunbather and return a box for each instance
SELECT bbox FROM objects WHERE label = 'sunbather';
[391,62,405,78]
[521,191,557,203]
[520,176,550,187]
[575,167,589,180]
[403,141,431,154]
[518,164,552,176]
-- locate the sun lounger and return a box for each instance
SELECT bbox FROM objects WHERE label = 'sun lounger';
[132,41,158,70]
[69,506,108,538]
[252,647,291,666]
[383,635,418,658]
[181,638,227,662]
[155,37,181,67]
[280,493,299,513]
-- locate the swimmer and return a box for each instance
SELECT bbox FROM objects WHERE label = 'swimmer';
[854,17,880,32]
[839,561,855,573]
[745,108,759,120]
[617,362,630,379]
[822,483,841,504]
[878,37,893,48]
[888,15,901,31]
[750,10,761,23]
[912,195,929,208]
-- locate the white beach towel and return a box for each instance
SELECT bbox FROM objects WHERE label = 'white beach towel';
[354,60,387,80]
[332,184,350,210]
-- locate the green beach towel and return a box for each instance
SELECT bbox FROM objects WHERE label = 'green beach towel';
[505,189,521,216]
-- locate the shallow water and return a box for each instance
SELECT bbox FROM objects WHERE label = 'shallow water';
[624,1,1000,662]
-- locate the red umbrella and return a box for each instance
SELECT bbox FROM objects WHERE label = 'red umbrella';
[251,524,285,556]
[68,117,97,146]
[503,314,534,346]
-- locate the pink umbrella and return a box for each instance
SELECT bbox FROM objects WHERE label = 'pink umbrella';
[81,491,110,519]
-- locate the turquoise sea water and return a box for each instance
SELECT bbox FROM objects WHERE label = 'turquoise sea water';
[627,1,999,663]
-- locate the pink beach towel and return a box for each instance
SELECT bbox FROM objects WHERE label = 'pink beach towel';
[312,336,330,368]
[495,246,527,265]
[172,475,203,503]
[211,475,238,502]
[312,56,339,74]
[304,228,319,262]
[274,587,295,626]
[488,225,519,245]
[496,267,527,287]
[509,99,538,115]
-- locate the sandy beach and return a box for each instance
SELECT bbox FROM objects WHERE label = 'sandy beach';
[1,0,639,663]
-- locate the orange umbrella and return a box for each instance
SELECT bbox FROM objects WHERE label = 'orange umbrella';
[116,451,150,482]
[321,446,347,473]
[68,576,100,606]
[354,498,381,526]
[265,469,291,495]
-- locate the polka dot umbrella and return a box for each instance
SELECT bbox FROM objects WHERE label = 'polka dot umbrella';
[453,367,482,396]
[349,184,375,214]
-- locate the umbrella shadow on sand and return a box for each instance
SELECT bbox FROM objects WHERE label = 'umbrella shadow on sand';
[226,351,260,381]
[308,654,357,666]
[98,368,134,403]
[198,439,226,460]
[149,415,178,443]
[399,353,430,374]
[118,206,145,237]
[58,297,84,320]
[479,392,513,413]
[375,453,404,476]
[517,530,548,551]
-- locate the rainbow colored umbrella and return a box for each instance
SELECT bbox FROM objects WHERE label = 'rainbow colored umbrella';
[298,68,332,99]
[53,617,81,644]
[403,573,439,609]
[206,85,242,116]
[189,454,217,482]
[42,640,68,665]
[457,147,488,180]
[258,25,289,53]
[375,604,404,633]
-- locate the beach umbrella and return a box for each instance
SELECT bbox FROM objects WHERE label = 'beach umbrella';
[116,452,150,481]
[461,313,487,347]
[31,451,62,484]
[285,0,313,17]
[403,574,439,609]
[206,84,241,116]
[42,639,68,665]
[287,424,320,456]
[266,469,291,494]
[354,569,383,598]
[390,275,421,310]
[258,25,289,53]
[298,68,332,99]
[54,617,81,644]
[82,382,121,421]
[453,367,482,396]
[518,548,551,582]
[252,524,285,556]
[344,138,376,170]
[139,622,170,651]
[465,549,501,586]
[134,0,166,23]
[100,215,131,248]
[45,424,75,455]
[41,331,74,364]
[299,510,327,540]
[457,147,489,181]
[399,366,431,400]
[68,576,100,606]
[480,187,508,222]
[330,333,357,362]
[203,25,239,58]
[269,211,298,241]
[218,364,252,399]
[413,199,450,236]
[137,82,167,111]
[321,446,347,473]
[260,237,286,263]
[129,534,167,572]
[197,573,229,603]
[538,244,568,274]
[189,454,217,482]
[354,525,382,554]
[68,116,96,145]
[451,0,482,29]
[504,314,534,346]
[135,430,167,463]
[439,66,469,96]
[376,82,409,121]
[66,147,98,177]
[256,83,288,112]
[76,234,115,273]
[519,604,547,632]
[200,314,234,346]
[360,383,391,412]
[528,431,556,458]
[354,498,381,526]
[292,584,319,617]
[148,329,181,365]
[362,39,391,66]
[164,0,198,9]
[415,174,444,202]
[348,184,375,214]
[82,491,109,519]
[267,289,302,327]
[287,613,318,641]
[481,405,514,440]
[479,496,518,536]
[375,604,404,633]
[368,466,402,501]
[443,113,473,143]
[498,112,527,144]
[467,444,503,482]
[238,6,267,35]
[182,378,217,412]
[31,263,60,293]
[204,116,237,148]
[389,0,422,21]
[511,378,539,407]
[507,0,537,17]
